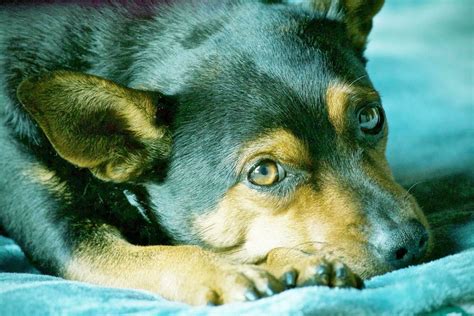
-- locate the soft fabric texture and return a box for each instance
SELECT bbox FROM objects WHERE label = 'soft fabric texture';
[0,227,473,315]
[1,0,473,314]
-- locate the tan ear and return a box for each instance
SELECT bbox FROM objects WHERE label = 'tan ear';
[340,0,384,52]
[308,0,384,53]
[17,71,173,183]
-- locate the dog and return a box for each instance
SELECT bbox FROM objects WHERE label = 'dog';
[0,0,431,305]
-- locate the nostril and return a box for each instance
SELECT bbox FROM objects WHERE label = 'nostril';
[395,247,408,260]
[377,220,429,269]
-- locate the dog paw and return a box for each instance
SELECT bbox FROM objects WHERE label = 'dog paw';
[191,264,285,305]
[280,258,363,289]
[264,249,364,290]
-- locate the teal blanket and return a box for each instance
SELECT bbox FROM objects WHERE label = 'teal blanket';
[1,230,473,315]
[1,1,473,314]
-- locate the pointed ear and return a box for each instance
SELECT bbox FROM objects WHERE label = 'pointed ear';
[298,0,384,53]
[338,0,384,53]
[17,71,174,183]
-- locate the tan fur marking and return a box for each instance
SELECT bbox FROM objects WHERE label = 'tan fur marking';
[326,81,380,133]
[236,129,311,174]
[326,82,352,133]
[66,240,222,304]
[341,0,385,50]
[195,128,382,274]
[17,71,172,183]
[196,178,372,272]
[65,223,283,305]
[23,164,71,199]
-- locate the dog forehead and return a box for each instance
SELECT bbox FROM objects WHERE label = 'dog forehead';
[174,56,355,169]
[199,20,369,121]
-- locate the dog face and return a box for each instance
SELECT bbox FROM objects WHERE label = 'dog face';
[16,0,430,278]
[142,1,430,277]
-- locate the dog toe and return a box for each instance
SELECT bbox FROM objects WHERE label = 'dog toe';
[331,262,363,289]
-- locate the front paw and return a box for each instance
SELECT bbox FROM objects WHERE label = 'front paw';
[185,264,285,305]
[66,244,286,306]
[281,258,363,289]
[264,248,364,290]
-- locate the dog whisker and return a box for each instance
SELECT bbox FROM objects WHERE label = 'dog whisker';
[403,180,426,201]
[347,74,368,88]
[290,240,328,253]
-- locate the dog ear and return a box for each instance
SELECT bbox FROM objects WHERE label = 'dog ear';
[289,0,384,53]
[337,0,384,53]
[17,71,174,183]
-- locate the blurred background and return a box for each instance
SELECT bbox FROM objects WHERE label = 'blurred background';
[367,0,473,257]
[368,0,473,183]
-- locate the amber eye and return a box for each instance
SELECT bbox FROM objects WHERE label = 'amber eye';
[248,160,285,186]
[358,105,384,134]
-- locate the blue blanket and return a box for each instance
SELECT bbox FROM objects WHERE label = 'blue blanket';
[1,233,473,315]
[1,0,473,314]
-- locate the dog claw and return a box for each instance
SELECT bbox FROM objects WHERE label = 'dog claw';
[282,270,297,288]
[355,275,365,289]
[335,266,347,279]
[315,264,330,284]
[264,286,275,296]
[244,290,259,301]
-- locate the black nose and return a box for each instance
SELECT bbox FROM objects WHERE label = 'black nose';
[383,220,429,269]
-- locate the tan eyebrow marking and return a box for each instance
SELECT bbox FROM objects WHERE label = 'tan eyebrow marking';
[236,128,311,174]
[326,81,380,134]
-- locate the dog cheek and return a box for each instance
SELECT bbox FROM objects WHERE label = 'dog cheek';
[192,184,318,262]
[193,206,250,250]
[192,184,267,250]
[242,212,320,262]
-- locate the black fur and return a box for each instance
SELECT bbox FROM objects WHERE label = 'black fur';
[0,1,374,274]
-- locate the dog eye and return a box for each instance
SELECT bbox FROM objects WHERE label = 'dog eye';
[248,160,286,186]
[358,105,384,134]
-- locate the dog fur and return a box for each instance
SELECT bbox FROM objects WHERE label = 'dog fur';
[0,0,431,305]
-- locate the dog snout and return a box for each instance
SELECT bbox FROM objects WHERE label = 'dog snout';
[375,220,429,269]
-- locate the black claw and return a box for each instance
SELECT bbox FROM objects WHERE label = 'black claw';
[356,275,365,290]
[265,286,275,296]
[316,264,329,275]
[283,271,297,288]
[245,290,260,301]
[315,265,330,284]
[335,267,347,279]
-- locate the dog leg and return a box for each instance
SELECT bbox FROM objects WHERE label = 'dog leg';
[64,220,284,305]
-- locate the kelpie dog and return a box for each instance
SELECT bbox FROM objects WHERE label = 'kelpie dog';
[0,0,431,305]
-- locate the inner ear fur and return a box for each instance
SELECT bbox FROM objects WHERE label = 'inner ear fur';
[303,0,384,53]
[17,71,173,183]
[340,0,384,52]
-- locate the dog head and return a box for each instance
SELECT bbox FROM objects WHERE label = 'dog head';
[17,0,430,278]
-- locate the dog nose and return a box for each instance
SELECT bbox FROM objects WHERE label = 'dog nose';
[382,220,429,269]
